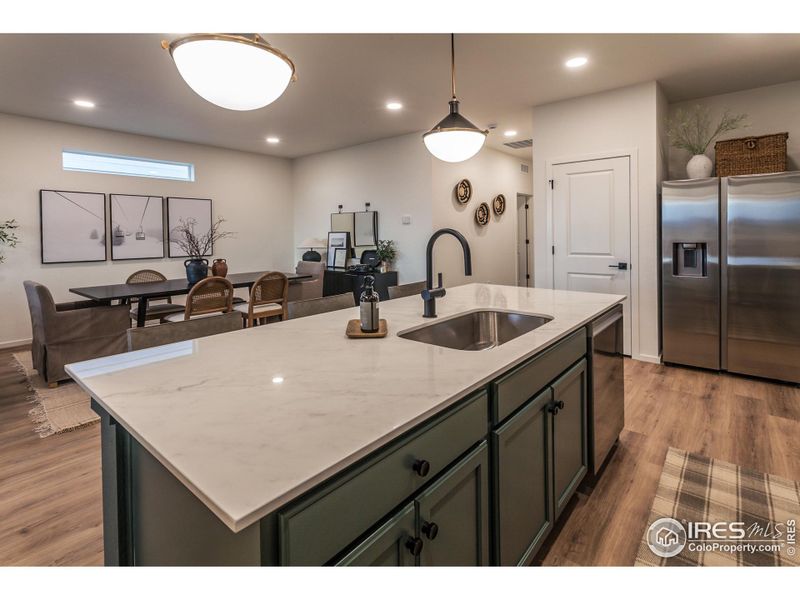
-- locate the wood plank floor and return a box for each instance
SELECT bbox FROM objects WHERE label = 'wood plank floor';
[0,346,103,565]
[537,358,800,565]
[1,346,798,566]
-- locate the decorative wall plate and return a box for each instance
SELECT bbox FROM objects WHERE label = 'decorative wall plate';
[475,202,490,226]
[455,179,472,204]
[492,194,506,216]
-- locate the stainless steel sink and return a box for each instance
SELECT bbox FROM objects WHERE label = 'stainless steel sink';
[398,310,553,351]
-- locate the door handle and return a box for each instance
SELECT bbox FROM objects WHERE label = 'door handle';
[608,262,628,270]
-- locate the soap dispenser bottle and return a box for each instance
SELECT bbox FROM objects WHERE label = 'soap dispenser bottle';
[359,275,380,333]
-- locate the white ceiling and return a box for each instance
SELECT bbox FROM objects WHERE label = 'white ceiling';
[1,33,799,159]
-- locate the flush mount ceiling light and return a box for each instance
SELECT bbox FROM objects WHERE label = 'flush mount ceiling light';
[565,56,588,68]
[386,101,403,110]
[266,136,280,144]
[423,34,487,163]
[73,99,95,108]
[162,34,296,111]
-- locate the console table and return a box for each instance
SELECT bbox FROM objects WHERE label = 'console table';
[323,269,398,304]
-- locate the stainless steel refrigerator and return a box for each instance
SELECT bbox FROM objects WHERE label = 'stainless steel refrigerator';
[661,171,800,384]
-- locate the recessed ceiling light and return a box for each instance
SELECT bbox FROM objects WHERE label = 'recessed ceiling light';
[565,56,588,69]
[266,136,280,144]
[504,130,518,137]
[386,101,403,110]
[73,99,95,108]
[272,376,284,384]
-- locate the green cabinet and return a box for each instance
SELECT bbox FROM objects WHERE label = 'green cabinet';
[492,357,588,565]
[552,359,588,519]
[492,389,554,566]
[417,442,490,566]
[336,503,417,566]
[336,442,490,566]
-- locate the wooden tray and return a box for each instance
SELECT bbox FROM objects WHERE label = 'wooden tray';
[346,319,388,338]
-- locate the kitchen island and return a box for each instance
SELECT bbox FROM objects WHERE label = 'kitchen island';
[66,284,624,566]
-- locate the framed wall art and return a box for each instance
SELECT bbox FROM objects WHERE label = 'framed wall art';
[327,231,351,268]
[333,247,348,269]
[40,189,107,264]
[110,194,165,260]
[167,197,213,258]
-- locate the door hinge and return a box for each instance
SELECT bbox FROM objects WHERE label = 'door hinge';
[548,179,554,189]
[524,203,529,209]
[526,274,530,280]
[525,239,530,245]
[551,245,555,255]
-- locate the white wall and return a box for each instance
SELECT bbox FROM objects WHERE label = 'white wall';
[431,147,532,288]
[531,81,661,362]
[292,133,532,290]
[0,113,293,347]
[292,133,434,285]
[668,80,800,180]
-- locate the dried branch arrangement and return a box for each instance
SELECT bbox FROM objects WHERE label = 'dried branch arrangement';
[0,219,19,264]
[171,216,234,259]
[667,105,748,155]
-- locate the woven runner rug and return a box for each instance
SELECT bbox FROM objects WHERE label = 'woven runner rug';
[11,351,98,437]
[636,447,800,566]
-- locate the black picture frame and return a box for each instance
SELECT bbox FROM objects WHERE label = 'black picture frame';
[166,197,213,258]
[40,189,108,264]
[327,231,351,268]
[333,247,348,269]
[354,211,379,247]
[109,194,166,261]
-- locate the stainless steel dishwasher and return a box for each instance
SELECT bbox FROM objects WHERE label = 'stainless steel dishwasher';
[586,305,625,476]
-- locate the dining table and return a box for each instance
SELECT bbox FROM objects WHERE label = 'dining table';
[70,270,312,327]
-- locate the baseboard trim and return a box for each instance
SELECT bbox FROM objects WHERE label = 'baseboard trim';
[0,337,31,350]
[633,352,662,364]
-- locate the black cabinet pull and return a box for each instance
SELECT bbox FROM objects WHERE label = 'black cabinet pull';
[412,459,431,477]
[421,521,439,540]
[405,537,423,556]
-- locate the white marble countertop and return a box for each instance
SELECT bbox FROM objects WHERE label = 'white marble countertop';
[66,284,624,532]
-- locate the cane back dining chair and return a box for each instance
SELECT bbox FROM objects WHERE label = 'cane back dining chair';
[233,271,288,327]
[126,269,185,324]
[163,276,234,322]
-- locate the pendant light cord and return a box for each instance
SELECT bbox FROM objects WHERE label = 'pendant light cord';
[450,33,456,100]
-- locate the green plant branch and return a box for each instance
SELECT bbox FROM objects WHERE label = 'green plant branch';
[376,239,397,262]
[667,105,748,155]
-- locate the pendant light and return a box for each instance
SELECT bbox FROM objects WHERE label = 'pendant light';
[423,34,488,163]
[162,34,296,111]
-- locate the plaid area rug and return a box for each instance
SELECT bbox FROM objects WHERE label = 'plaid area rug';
[10,352,98,437]
[636,447,800,566]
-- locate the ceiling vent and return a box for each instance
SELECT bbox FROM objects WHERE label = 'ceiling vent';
[503,138,532,149]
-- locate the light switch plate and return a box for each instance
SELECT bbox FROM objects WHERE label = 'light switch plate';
[402,215,411,225]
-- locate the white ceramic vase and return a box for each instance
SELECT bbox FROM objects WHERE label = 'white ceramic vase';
[686,154,713,179]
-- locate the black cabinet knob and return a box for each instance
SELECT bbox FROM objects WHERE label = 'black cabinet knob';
[557,400,565,410]
[405,536,423,556]
[548,403,559,415]
[421,521,439,540]
[413,459,431,477]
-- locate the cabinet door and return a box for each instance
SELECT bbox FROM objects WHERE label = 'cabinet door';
[417,442,490,566]
[335,503,417,566]
[491,388,554,566]
[551,359,588,519]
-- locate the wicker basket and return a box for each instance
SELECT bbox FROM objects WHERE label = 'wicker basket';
[714,132,788,177]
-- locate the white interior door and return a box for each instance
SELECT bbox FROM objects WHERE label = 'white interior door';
[552,156,632,354]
